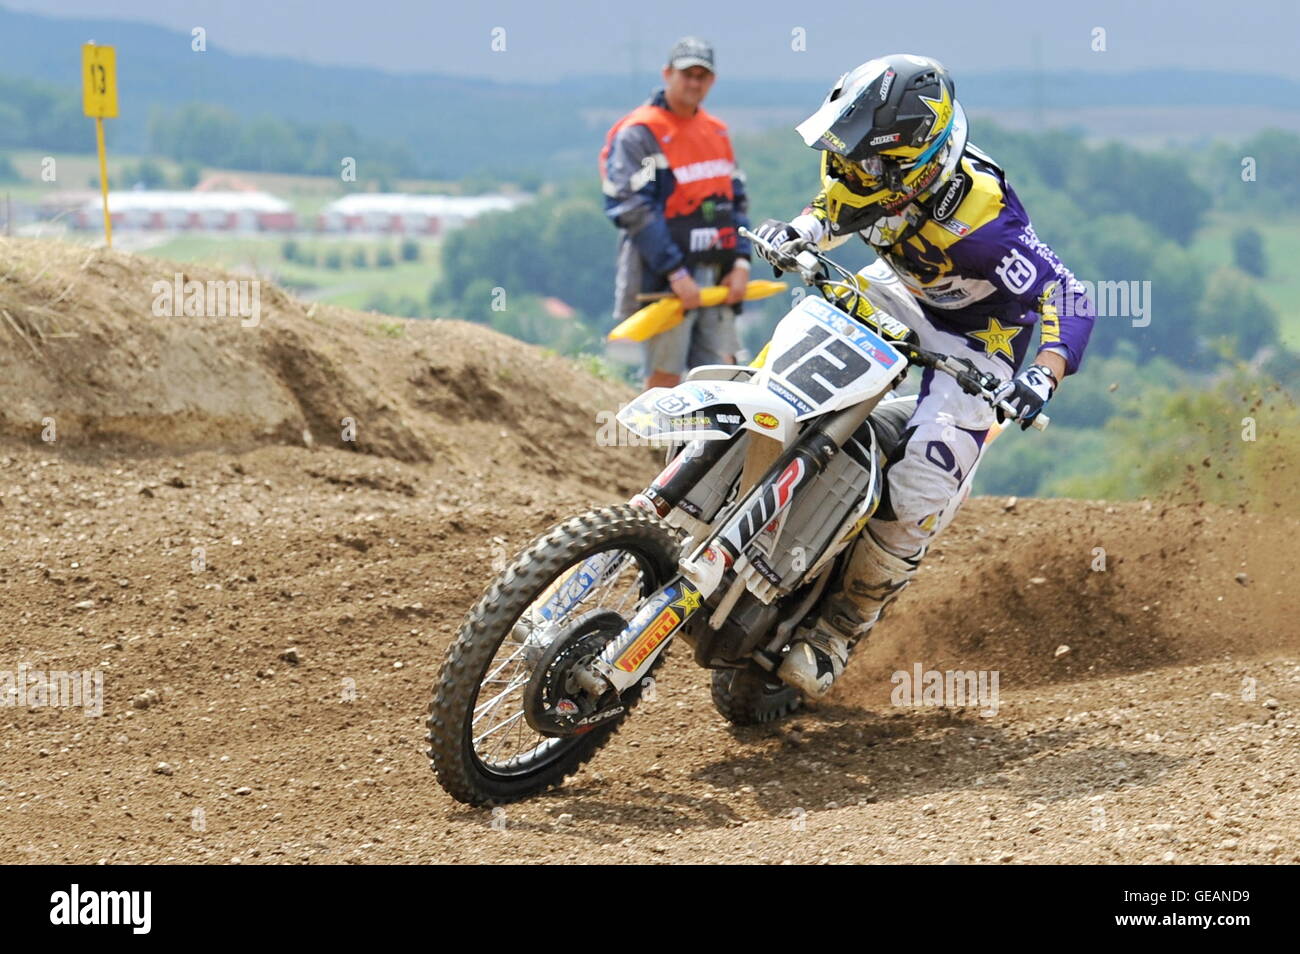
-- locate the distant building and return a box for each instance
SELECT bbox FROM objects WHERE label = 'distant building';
[65,188,527,235]
[316,193,525,234]
[74,190,296,232]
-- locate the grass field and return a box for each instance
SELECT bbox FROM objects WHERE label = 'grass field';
[1190,210,1300,349]
[140,234,443,313]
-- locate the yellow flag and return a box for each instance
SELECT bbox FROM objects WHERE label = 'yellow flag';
[607,280,788,342]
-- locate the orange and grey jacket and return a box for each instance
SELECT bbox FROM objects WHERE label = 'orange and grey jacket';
[600,89,751,317]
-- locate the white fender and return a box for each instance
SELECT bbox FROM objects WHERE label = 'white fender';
[617,379,796,444]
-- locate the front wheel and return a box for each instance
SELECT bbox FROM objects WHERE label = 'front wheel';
[427,505,682,805]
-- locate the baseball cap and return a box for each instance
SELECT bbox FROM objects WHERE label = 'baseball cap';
[668,36,715,72]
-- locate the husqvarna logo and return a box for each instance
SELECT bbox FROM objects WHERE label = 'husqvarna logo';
[995,249,1039,295]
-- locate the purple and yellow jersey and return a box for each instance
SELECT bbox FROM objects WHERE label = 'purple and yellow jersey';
[808,144,1095,375]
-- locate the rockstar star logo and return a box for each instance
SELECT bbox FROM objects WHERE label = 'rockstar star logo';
[672,583,704,614]
[917,85,954,138]
[967,317,1022,360]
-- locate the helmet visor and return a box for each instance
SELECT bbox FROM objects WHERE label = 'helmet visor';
[831,153,887,190]
[836,153,913,193]
[855,155,885,181]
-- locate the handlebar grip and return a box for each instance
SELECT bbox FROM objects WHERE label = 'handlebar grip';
[995,401,1050,432]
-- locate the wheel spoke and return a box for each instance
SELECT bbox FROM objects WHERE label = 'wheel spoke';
[481,643,527,684]
[473,709,525,747]
[473,671,530,722]
[465,540,664,773]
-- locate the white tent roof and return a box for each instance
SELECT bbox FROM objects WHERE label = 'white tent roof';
[321,193,525,217]
[86,191,292,213]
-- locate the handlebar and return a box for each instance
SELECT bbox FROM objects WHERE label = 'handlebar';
[739,225,1050,432]
[901,345,1050,432]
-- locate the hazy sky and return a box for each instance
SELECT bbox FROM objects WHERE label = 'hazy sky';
[8,0,1300,81]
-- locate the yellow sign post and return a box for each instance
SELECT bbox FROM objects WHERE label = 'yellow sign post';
[81,43,118,247]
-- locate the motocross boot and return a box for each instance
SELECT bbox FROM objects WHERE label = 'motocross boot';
[777,530,921,697]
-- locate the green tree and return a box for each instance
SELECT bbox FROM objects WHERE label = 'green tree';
[1204,130,1300,215]
[351,247,369,269]
[1196,268,1280,361]
[364,291,392,314]
[375,247,396,268]
[973,426,1111,498]
[146,103,419,177]
[456,278,499,323]
[1067,143,1209,244]
[487,293,600,354]
[0,75,93,152]
[1052,367,1299,510]
[399,238,420,262]
[437,195,613,320]
[122,159,167,189]
[393,294,425,317]
[1231,227,1267,277]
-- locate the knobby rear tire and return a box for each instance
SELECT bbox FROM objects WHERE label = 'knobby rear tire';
[710,666,803,726]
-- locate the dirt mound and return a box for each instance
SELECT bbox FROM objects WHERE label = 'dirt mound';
[0,238,651,488]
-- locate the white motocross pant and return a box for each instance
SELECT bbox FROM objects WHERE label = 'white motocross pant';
[854,259,1005,560]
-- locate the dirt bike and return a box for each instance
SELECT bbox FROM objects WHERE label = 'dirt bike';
[427,227,1048,805]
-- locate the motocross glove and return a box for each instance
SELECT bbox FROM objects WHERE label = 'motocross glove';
[753,219,807,276]
[993,364,1056,430]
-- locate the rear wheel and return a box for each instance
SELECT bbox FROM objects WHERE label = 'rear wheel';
[711,665,803,725]
[427,505,682,805]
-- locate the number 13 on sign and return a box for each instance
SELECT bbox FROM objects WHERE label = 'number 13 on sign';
[81,43,118,246]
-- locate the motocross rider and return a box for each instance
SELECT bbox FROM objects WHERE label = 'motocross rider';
[753,54,1095,696]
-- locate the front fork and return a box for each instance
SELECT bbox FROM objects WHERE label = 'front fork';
[511,436,733,649]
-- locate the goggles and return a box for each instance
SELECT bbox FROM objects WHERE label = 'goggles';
[841,117,956,191]
[833,153,931,196]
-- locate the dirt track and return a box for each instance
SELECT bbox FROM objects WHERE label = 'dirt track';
[2,444,1296,864]
[1,239,1297,864]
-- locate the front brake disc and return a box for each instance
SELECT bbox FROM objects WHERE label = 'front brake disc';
[523,610,628,737]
